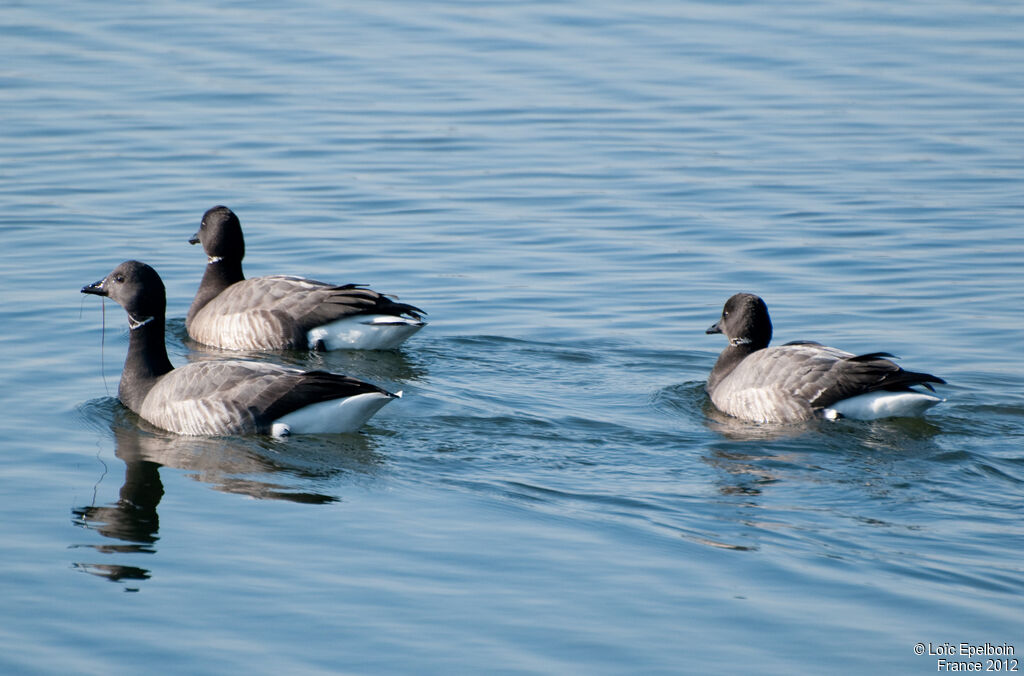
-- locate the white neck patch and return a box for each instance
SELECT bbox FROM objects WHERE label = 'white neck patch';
[207,255,223,264]
[128,314,154,330]
[730,337,752,346]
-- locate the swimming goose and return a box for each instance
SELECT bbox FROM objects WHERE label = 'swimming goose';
[83,261,400,436]
[705,293,945,423]
[186,206,426,351]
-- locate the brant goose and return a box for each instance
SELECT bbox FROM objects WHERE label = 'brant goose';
[705,293,945,423]
[83,261,400,436]
[186,206,426,351]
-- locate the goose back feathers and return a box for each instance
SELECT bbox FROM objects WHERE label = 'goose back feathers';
[705,293,945,423]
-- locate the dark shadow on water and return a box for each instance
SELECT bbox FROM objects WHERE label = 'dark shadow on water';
[655,379,950,524]
[697,405,949,542]
[71,399,385,589]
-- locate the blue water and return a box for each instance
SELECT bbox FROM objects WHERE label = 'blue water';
[2,1,1023,673]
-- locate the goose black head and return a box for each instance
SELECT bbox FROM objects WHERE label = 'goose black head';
[706,292,772,349]
[190,205,245,262]
[82,260,166,328]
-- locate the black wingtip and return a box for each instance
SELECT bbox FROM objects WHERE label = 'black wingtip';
[847,351,899,362]
[901,371,946,392]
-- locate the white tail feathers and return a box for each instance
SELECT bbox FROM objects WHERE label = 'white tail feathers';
[271,391,398,437]
[824,390,944,421]
[307,315,425,350]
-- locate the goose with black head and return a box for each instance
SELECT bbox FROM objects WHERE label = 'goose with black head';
[186,206,426,351]
[705,293,945,423]
[83,261,400,436]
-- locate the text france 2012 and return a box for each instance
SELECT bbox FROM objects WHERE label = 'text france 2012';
[914,642,1017,672]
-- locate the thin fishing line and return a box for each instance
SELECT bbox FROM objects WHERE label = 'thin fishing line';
[90,442,109,510]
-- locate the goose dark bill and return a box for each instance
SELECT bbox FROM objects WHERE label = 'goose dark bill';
[81,279,107,296]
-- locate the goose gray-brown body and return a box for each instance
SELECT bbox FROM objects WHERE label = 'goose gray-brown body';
[705,293,945,423]
[186,206,425,351]
[84,261,398,436]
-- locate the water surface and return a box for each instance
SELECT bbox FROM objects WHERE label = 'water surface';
[1,1,1022,674]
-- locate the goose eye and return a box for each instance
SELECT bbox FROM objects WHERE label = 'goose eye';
[114,274,125,283]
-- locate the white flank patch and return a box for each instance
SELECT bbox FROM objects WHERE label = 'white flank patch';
[271,391,397,437]
[824,390,943,421]
[307,315,425,350]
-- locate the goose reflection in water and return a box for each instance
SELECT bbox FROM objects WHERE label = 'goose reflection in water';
[71,404,383,588]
